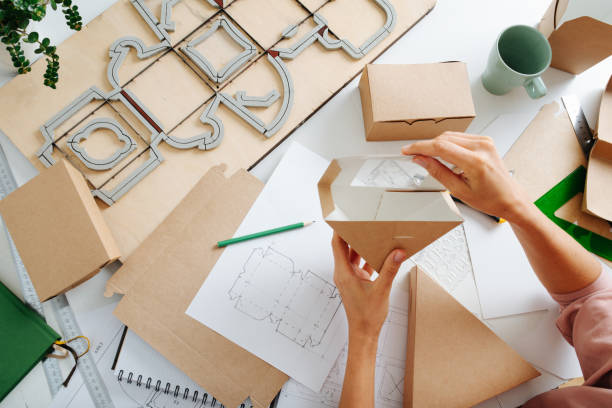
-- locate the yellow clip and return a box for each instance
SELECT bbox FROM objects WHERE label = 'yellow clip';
[55,336,91,358]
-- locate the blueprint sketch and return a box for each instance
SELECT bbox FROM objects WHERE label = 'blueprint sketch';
[187,142,347,392]
[230,247,342,352]
[276,284,410,408]
[350,158,444,191]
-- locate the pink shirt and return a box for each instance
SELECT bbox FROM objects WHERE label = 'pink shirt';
[523,266,612,407]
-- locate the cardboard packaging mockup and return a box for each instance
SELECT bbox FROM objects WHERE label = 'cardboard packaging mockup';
[105,165,287,408]
[584,75,612,221]
[538,0,612,75]
[0,160,120,301]
[404,267,540,408]
[358,63,476,141]
[318,155,463,271]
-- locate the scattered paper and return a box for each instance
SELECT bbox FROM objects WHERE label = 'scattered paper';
[461,204,556,319]
[487,308,582,380]
[187,142,347,392]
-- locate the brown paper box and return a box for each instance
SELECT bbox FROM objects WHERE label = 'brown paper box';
[318,156,462,271]
[105,165,287,408]
[403,267,540,408]
[538,0,612,75]
[0,160,120,301]
[585,75,612,221]
[358,63,475,141]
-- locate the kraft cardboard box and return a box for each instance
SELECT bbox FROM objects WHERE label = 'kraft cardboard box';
[358,63,476,141]
[318,155,463,271]
[0,159,120,301]
[584,75,612,221]
[538,0,612,74]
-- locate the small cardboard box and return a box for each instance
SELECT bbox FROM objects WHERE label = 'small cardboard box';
[318,156,463,271]
[585,75,612,221]
[538,0,612,74]
[0,160,120,301]
[358,63,476,141]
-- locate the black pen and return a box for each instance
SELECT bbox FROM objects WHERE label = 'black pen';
[451,196,505,224]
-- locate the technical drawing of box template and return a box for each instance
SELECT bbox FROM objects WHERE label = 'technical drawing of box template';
[318,156,463,271]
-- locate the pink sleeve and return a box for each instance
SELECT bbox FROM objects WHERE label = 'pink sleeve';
[550,266,612,386]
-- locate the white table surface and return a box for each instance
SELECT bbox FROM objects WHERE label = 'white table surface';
[1,0,611,407]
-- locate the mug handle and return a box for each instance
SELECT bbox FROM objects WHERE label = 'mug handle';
[523,77,547,99]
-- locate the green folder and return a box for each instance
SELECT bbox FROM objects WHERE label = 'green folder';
[0,281,60,401]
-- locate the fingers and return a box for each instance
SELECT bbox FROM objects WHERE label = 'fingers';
[377,249,407,290]
[412,155,469,196]
[331,233,351,278]
[349,248,360,267]
[402,138,476,170]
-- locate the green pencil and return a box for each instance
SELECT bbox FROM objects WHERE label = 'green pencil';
[217,221,316,248]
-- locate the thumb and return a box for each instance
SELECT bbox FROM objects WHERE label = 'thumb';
[377,249,407,290]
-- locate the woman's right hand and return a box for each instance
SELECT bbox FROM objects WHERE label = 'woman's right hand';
[401,131,532,223]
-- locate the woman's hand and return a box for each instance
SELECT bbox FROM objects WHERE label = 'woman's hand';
[332,233,407,408]
[331,233,407,340]
[402,131,531,223]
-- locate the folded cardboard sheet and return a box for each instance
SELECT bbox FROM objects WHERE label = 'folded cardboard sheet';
[358,63,476,141]
[403,267,540,408]
[539,0,612,74]
[0,160,120,301]
[318,155,462,271]
[504,101,612,265]
[105,165,288,408]
[584,75,612,221]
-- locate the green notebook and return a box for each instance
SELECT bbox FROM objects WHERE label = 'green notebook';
[0,281,60,401]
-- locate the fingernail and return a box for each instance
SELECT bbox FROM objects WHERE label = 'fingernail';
[394,250,407,264]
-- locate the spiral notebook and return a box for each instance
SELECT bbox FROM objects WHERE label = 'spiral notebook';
[113,328,261,408]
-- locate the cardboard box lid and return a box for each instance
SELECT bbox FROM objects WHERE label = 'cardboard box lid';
[105,165,287,408]
[364,63,476,123]
[539,0,612,75]
[404,267,540,408]
[0,159,120,301]
[318,156,462,271]
[585,75,612,221]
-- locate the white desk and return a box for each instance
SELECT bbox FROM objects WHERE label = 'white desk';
[1,0,611,407]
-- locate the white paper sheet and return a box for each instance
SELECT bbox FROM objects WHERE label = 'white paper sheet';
[461,204,557,319]
[350,157,443,190]
[187,142,348,392]
[276,276,410,408]
[487,308,582,380]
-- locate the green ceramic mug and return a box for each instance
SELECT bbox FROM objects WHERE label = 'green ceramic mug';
[481,25,552,99]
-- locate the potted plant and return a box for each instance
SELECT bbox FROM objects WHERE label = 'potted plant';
[0,0,82,88]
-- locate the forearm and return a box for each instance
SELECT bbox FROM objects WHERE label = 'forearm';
[339,332,378,408]
[508,200,602,294]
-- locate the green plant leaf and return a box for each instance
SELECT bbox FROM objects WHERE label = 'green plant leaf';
[41,37,50,47]
[50,0,57,10]
[26,31,38,42]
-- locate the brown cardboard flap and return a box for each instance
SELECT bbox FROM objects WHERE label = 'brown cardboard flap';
[367,63,475,122]
[537,0,570,38]
[548,16,612,75]
[0,159,120,301]
[318,156,462,271]
[585,75,612,221]
[369,117,474,141]
[318,159,342,218]
[404,267,540,408]
[106,165,288,408]
[504,101,586,201]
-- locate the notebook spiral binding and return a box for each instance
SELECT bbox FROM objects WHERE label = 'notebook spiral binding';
[117,370,252,408]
